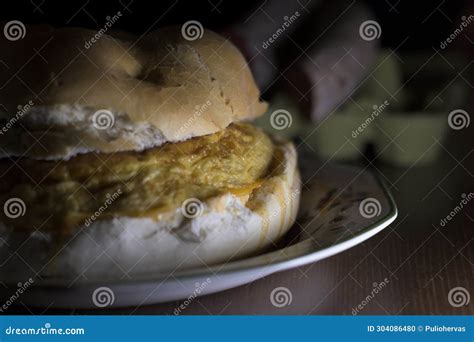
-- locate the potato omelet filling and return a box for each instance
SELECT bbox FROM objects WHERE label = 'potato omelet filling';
[0,123,274,234]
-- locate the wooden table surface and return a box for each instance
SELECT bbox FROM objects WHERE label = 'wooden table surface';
[11,118,473,316]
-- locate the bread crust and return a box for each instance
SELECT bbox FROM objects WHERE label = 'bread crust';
[0,26,267,159]
[0,138,300,280]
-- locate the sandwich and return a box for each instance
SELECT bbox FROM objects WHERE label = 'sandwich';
[0,25,300,279]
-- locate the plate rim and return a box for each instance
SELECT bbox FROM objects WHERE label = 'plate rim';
[28,167,398,289]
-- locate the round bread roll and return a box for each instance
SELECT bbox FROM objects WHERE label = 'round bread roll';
[0,137,300,280]
[0,24,301,282]
[0,25,267,160]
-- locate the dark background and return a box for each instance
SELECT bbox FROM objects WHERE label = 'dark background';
[1,0,472,101]
[0,0,470,52]
[1,0,472,314]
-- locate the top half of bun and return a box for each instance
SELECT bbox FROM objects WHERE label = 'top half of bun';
[0,24,267,160]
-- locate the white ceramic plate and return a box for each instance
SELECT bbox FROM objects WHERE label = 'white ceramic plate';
[1,158,397,308]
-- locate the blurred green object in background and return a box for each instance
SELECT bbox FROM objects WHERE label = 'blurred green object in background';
[260,50,469,167]
[253,91,305,139]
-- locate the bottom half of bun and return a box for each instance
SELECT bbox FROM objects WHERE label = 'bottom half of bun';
[0,138,300,281]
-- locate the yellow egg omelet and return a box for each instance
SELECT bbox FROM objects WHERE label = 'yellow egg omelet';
[0,123,275,233]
